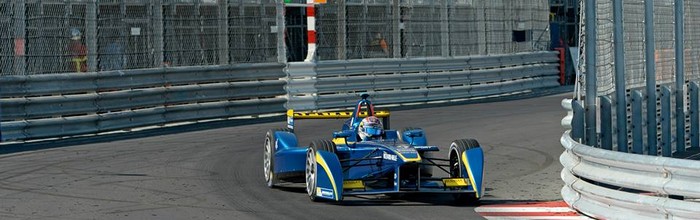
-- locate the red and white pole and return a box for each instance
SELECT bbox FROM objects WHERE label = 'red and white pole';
[304,0,316,62]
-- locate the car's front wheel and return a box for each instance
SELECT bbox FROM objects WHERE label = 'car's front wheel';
[305,140,336,201]
[449,139,481,204]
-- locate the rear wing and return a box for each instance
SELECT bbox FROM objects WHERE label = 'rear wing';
[286,109,391,131]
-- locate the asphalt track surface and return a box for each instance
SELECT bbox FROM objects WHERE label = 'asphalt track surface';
[0,92,571,220]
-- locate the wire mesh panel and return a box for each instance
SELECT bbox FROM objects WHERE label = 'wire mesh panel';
[449,1,480,56]
[26,1,87,74]
[346,0,395,59]
[623,0,646,89]
[0,1,13,75]
[317,0,341,60]
[482,0,508,54]
[228,0,277,63]
[654,0,675,85]
[97,1,154,70]
[402,0,443,57]
[685,0,700,81]
[163,2,220,67]
[596,0,614,96]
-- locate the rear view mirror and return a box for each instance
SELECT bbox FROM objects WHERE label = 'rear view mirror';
[403,130,423,138]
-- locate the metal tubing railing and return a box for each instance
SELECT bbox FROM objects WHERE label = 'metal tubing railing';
[584,0,597,146]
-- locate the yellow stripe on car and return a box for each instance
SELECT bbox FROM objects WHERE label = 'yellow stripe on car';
[332,138,354,145]
[315,152,339,201]
[462,151,480,198]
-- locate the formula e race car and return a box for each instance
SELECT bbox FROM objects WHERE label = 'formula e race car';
[263,94,484,203]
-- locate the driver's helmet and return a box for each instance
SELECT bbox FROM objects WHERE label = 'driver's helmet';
[358,116,383,141]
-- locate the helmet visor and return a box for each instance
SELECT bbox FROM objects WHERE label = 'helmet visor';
[364,126,383,136]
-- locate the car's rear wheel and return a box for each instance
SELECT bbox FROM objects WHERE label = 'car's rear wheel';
[264,128,292,188]
[449,139,481,204]
[306,140,336,201]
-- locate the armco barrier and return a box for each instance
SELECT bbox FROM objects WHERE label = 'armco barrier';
[1,51,561,143]
[0,64,287,142]
[560,99,700,220]
[286,51,561,110]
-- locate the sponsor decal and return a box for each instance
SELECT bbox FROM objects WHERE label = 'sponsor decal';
[319,187,334,199]
[287,117,294,129]
[383,152,397,161]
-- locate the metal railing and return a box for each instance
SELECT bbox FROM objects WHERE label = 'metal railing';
[287,51,561,110]
[1,51,562,143]
[561,100,700,220]
[0,63,287,142]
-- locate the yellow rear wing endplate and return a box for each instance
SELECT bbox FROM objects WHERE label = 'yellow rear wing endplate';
[286,109,390,130]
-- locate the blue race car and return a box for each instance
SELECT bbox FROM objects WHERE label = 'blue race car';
[263,94,484,203]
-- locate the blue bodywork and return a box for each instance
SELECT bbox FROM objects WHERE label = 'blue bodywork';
[269,95,484,201]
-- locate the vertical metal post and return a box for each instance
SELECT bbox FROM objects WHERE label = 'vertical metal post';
[218,0,229,65]
[644,0,657,154]
[337,0,346,60]
[13,0,26,75]
[632,90,644,154]
[600,96,613,150]
[277,0,286,63]
[153,0,164,67]
[613,0,627,152]
[87,0,97,72]
[476,2,486,55]
[572,100,586,142]
[392,0,400,58]
[675,0,685,153]
[585,0,597,146]
[690,82,699,149]
[440,0,449,57]
[661,86,672,157]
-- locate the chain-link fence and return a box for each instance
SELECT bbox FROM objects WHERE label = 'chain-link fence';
[0,0,12,75]
[3,0,280,75]
[316,0,550,60]
[588,0,695,96]
[685,1,700,82]
[3,0,551,75]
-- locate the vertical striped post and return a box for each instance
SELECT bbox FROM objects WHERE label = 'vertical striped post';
[304,0,316,62]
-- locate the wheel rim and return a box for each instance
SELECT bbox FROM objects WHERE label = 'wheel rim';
[264,137,272,184]
[305,149,316,197]
[450,150,460,178]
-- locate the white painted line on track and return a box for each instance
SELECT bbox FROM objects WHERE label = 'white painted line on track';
[476,207,575,212]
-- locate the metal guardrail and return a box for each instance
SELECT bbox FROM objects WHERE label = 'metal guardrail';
[0,64,287,142]
[1,52,561,143]
[287,51,561,110]
[560,99,700,220]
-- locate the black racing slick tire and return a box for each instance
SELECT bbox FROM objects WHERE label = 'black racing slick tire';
[449,138,481,205]
[263,128,292,188]
[306,140,336,201]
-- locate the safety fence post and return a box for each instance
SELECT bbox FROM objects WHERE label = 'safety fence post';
[661,86,672,157]
[600,96,613,150]
[631,90,644,154]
